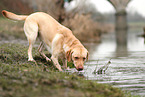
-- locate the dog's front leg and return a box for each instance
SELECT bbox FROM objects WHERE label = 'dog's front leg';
[51,34,64,71]
[51,56,63,71]
[61,57,68,69]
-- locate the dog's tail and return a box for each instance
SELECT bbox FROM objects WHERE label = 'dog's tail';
[2,10,28,21]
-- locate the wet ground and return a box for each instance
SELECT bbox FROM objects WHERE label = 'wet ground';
[84,28,145,96]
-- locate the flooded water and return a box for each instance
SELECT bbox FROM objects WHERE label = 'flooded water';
[84,28,145,96]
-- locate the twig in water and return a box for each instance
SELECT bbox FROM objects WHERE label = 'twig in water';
[93,59,111,74]
[93,60,99,74]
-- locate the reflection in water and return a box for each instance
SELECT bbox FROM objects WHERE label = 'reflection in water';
[84,28,145,96]
[115,29,128,57]
[115,44,128,57]
[85,29,129,59]
[85,28,145,59]
[84,32,116,59]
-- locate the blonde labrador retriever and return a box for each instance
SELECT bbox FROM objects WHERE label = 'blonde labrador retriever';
[2,10,88,71]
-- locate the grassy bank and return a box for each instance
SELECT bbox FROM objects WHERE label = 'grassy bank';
[0,43,132,97]
[0,17,134,97]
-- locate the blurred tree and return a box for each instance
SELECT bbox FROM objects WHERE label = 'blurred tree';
[0,0,32,15]
[63,0,112,42]
[36,0,65,23]
[65,0,103,21]
[22,0,72,23]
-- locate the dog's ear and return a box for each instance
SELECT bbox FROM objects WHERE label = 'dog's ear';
[86,52,89,61]
[66,50,72,62]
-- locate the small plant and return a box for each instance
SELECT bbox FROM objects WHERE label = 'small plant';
[93,60,111,74]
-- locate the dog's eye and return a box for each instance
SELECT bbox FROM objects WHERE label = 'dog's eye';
[75,57,79,59]
[83,57,86,60]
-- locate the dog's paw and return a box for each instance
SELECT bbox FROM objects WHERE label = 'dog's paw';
[28,58,35,62]
[28,59,38,66]
[59,69,63,72]
[46,57,51,62]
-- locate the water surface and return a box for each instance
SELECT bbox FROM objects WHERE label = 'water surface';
[84,28,145,96]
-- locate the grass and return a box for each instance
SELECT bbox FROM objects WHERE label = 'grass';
[0,17,135,97]
[0,43,132,97]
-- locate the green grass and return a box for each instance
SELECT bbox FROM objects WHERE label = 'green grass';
[0,43,132,97]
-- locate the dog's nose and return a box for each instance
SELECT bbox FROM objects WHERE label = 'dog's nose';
[77,66,83,71]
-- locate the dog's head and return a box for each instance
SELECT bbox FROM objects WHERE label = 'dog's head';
[66,47,89,71]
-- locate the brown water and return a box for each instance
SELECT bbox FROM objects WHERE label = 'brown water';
[84,28,145,96]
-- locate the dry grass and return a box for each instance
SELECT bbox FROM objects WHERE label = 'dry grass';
[63,14,114,42]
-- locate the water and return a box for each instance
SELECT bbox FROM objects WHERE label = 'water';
[83,28,145,96]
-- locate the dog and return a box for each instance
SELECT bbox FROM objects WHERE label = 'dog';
[2,10,89,71]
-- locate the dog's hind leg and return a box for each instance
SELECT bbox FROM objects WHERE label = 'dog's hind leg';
[38,42,51,62]
[24,20,38,62]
